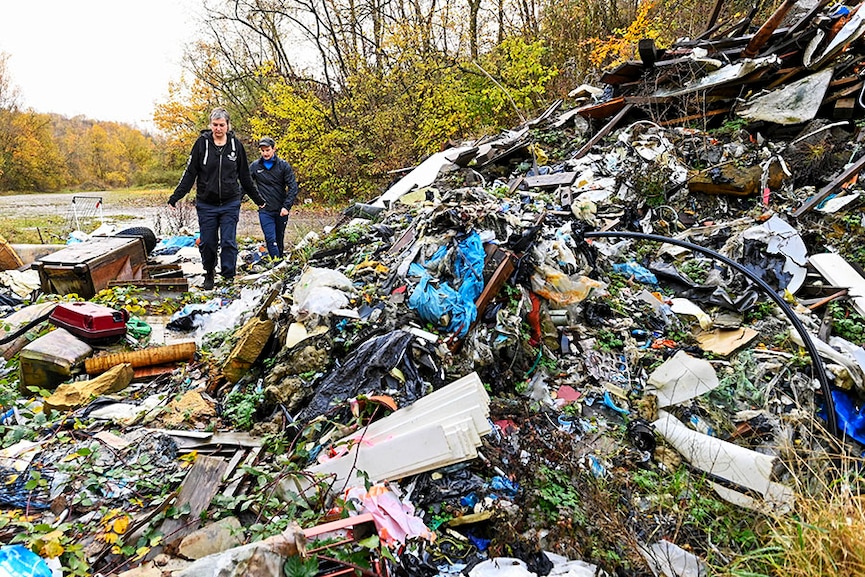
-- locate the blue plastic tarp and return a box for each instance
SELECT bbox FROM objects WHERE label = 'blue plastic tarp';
[152,234,199,256]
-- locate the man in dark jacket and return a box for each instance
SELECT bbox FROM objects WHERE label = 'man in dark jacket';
[168,108,264,289]
[250,136,299,259]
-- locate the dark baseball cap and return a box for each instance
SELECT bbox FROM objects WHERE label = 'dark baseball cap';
[257,137,275,148]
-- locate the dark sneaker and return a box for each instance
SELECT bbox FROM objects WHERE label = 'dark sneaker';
[203,271,215,290]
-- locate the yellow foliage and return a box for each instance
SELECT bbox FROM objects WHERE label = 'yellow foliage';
[40,540,65,558]
[102,532,119,544]
[179,450,198,465]
[588,1,667,69]
[112,515,130,534]
[134,545,151,561]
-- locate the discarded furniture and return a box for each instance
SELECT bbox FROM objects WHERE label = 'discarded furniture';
[19,328,92,392]
[32,235,148,298]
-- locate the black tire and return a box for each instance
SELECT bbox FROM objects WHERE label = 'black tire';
[116,226,157,255]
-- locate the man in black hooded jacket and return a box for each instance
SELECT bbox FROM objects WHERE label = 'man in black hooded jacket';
[250,136,299,259]
[168,107,263,289]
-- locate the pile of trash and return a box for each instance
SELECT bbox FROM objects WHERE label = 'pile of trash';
[3,2,865,575]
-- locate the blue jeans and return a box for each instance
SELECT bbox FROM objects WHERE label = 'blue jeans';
[196,199,241,278]
[258,210,289,258]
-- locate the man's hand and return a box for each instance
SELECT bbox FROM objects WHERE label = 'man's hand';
[167,199,177,208]
[280,208,289,216]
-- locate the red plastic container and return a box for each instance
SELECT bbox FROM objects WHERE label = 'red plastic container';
[48,302,129,343]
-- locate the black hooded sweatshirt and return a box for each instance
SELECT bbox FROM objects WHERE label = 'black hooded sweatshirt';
[168,129,263,207]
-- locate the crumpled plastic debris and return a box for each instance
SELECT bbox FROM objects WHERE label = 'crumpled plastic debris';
[344,484,434,545]
[291,266,355,317]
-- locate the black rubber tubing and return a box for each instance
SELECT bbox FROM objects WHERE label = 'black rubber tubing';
[583,230,838,437]
[0,309,55,345]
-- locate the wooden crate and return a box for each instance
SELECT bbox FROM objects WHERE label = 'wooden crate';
[31,236,147,298]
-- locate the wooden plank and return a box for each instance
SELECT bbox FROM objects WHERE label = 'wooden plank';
[600,61,644,85]
[741,0,797,59]
[474,247,515,324]
[223,446,263,498]
[823,80,864,106]
[703,0,726,35]
[108,278,190,291]
[386,221,417,255]
[623,95,674,105]
[792,153,865,217]
[158,429,264,450]
[157,455,228,549]
[659,107,731,127]
[524,172,578,189]
[766,67,804,90]
[834,97,857,119]
[576,96,626,120]
[573,103,634,160]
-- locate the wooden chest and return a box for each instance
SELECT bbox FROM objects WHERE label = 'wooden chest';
[32,236,147,298]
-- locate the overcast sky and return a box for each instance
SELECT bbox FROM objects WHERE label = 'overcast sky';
[0,1,198,128]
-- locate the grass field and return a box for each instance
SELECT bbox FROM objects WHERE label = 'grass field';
[0,189,340,244]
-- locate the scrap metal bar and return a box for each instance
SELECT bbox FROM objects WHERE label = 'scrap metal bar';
[573,103,634,160]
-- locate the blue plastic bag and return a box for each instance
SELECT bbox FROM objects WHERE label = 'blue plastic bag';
[0,545,53,577]
[612,261,658,284]
[453,233,485,304]
[408,232,485,337]
[831,390,865,446]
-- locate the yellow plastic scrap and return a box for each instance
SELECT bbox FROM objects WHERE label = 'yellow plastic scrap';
[354,259,390,276]
[528,143,549,166]
[530,264,606,305]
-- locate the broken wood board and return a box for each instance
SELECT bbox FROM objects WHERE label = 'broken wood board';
[653,412,794,512]
[575,96,627,120]
[107,278,190,292]
[151,455,229,555]
[573,103,634,160]
[154,429,264,452]
[223,446,263,498]
[600,62,644,85]
[791,153,865,217]
[524,172,578,189]
[472,247,516,332]
[808,253,865,317]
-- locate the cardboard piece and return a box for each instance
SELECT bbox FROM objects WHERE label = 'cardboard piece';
[647,351,721,407]
[695,327,760,357]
